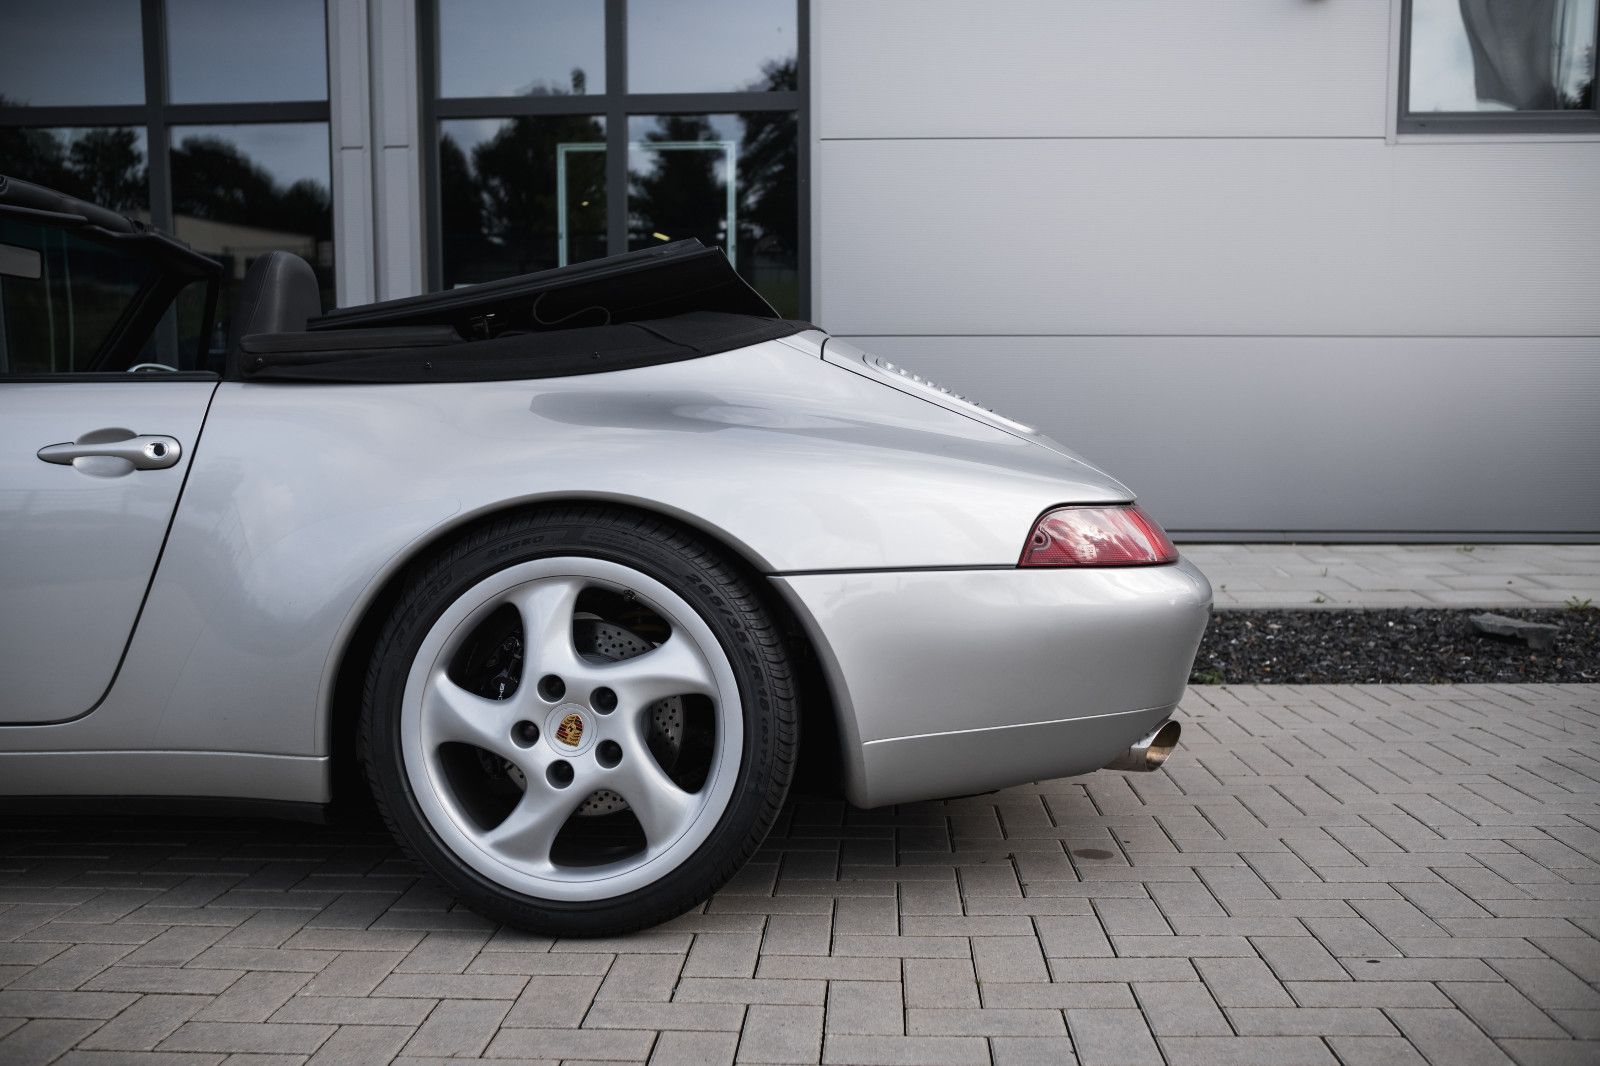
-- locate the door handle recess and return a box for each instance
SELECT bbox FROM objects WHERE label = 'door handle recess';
[37,431,183,474]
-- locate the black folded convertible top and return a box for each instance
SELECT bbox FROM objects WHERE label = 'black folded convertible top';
[240,312,808,383]
[310,239,776,336]
[240,240,809,382]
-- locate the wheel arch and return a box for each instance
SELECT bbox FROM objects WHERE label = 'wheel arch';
[324,495,844,809]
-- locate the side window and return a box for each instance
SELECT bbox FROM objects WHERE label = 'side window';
[0,217,157,374]
[0,216,212,375]
[137,276,219,372]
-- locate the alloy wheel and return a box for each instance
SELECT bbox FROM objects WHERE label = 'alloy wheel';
[399,557,743,901]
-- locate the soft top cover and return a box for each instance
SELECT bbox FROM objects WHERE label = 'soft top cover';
[243,239,807,383]
[310,239,776,337]
[239,312,808,384]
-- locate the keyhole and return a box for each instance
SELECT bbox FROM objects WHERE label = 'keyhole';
[148,442,167,459]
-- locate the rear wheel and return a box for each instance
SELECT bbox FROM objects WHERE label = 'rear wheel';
[360,507,797,935]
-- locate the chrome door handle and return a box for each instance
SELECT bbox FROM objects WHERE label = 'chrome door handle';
[37,432,183,472]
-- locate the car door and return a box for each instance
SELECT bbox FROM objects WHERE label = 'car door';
[0,198,220,724]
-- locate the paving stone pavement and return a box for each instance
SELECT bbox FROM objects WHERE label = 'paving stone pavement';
[2,683,1598,1065]
[1178,544,1600,609]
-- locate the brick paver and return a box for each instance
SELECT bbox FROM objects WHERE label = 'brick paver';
[1180,543,1600,609]
[1,683,1597,1064]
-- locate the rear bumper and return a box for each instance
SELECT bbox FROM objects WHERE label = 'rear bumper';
[772,557,1212,807]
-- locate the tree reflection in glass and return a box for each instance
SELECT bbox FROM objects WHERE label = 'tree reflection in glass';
[0,122,148,211]
[628,63,800,317]
[738,61,800,318]
[628,115,731,256]
[440,113,607,289]
[168,123,334,328]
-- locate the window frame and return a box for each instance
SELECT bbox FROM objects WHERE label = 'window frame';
[1398,0,1600,134]
[0,0,334,254]
[419,0,811,317]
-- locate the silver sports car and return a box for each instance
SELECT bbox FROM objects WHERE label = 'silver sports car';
[0,177,1211,934]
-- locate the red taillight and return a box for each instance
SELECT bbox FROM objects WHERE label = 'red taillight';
[1019,505,1178,567]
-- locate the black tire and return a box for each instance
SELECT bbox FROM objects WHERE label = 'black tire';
[359,505,798,935]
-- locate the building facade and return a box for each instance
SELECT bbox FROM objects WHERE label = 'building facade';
[3,0,1597,538]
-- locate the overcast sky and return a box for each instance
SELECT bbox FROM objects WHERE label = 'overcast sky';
[1,0,145,106]
[2,0,327,106]
[437,0,793,97]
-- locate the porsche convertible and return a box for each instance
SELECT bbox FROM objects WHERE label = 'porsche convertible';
[0,176,1210,934]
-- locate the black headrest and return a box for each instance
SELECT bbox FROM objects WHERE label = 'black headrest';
[226,251,321,372]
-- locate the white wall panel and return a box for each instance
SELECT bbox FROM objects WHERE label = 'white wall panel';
[811,0,1600,537]
[329,0,374,307]
[371,0,424,301]
[816,0,1391,139]
[817,138,1600,337]
[848,335,1600,536]
[327,0,424,305]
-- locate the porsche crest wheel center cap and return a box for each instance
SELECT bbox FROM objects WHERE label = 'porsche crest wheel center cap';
[545,703,596,756]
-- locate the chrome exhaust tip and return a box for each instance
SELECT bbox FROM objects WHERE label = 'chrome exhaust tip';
[1104,719,1181,772]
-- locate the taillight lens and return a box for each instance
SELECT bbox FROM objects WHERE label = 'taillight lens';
[1019,505,1178,567]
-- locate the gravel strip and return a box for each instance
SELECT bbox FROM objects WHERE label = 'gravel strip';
[1191,607,1599,685]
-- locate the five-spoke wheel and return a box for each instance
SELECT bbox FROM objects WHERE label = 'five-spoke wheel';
[361,508,797,934]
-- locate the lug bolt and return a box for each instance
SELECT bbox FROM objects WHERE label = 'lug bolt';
[512,721,539,747]
[537,674,565,701]
[597,740,622,768]
[592,687,617,713]
[547,761,574,788]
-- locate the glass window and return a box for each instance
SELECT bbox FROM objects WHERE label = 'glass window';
[0,216,159,374]
[0,0,145,107]
[1,4,339,321]
[426,0,805,315]
[1407,0,1597,121]
[166,0,328,103]
[140,277,217,372]
[628,113,798,317]
[169,123,334,330]
[0,127,149,213]
[440,116,607,288]
[439,0,604,97]
[628,0,797,94]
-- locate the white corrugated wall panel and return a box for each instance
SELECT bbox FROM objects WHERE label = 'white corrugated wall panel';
[816,0,1392,139]
[818,137,1600,337]
[807,0,1600,536]
[846,336,1600,535]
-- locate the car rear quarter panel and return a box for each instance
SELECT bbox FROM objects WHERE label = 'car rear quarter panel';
[0,339,1136,799]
